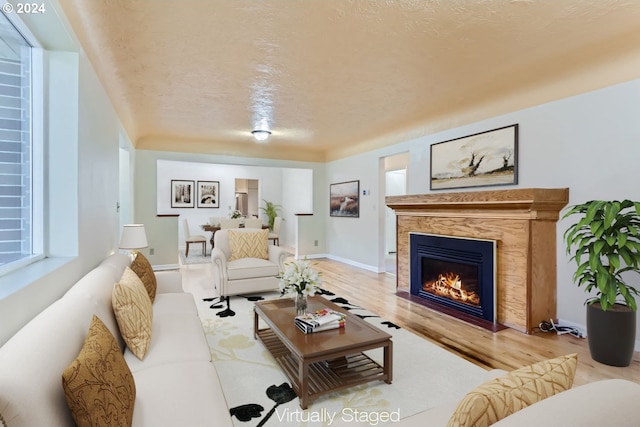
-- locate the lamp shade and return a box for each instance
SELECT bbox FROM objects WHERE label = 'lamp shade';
[119,224,148,249]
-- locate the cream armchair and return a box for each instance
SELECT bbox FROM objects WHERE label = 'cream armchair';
[210,228,288,316]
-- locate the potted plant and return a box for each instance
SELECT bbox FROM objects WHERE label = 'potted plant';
[259,199,282,230]
[563,199,640,366]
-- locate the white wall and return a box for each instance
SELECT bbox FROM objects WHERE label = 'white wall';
[325,78,640,346]
[282,168,318,257]
[118,132,138,230]
[76,54,123,259]
[324,156,379,270]
[47,51,78,257]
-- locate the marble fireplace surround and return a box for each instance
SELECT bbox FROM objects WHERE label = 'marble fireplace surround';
[386,188,569,334]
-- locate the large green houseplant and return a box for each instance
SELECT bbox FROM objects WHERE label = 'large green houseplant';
[563,199,640,366]
[259,199,282,230]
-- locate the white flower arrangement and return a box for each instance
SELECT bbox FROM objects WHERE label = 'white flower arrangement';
[279,258,322,297]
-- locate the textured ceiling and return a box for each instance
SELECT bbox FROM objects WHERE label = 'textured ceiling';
[57,0,640,162]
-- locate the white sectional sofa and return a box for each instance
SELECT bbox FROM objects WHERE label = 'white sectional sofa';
[0,253,232,427]
[331,369,640,427]
[390,376,640,427]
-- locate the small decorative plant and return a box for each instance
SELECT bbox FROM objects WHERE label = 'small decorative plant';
[230,209,242,219]
[279,258,322,297]
[259,199,282,230]
[563,199,640,311]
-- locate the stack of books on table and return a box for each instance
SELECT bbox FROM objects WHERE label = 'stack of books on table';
[295,308,346,334]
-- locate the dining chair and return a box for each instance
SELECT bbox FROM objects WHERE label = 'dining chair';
[268,216,283,245]
[220,218,242,229]
[183,218,207,257]
[244,218,263,229]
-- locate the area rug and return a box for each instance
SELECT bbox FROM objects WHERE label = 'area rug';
[179,250,210,265]
[196,289,489,426]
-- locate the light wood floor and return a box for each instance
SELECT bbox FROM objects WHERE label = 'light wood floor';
[310,258,640,386]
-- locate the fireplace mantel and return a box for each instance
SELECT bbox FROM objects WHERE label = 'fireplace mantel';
[386,188,569,219]
[386,188,569,333]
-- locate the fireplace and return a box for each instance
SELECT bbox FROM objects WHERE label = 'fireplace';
[387,188,568,333]
[410,233,496,323]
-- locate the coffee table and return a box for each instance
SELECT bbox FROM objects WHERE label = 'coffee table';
[253,296,393,409]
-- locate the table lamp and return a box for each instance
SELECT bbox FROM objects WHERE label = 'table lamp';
[119,224,148,260]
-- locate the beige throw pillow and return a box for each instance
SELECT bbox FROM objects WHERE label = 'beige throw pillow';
[62,315,136,427]
[447,353,578,427]
[130,251,157,302]
[228,229,269,260]
[112,266,153,360]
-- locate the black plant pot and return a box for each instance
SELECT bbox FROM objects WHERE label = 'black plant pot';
[586,302,636,367]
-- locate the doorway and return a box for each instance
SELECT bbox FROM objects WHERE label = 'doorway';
[385,169,406,274]
[118,144,132,231]
[381,152,409,275]
[235,178,259,217]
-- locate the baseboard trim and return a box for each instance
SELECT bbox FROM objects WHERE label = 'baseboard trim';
[292,253,382,273]
[295,253,327,260]
[558,317,640,353]
[326,254,382,273]
[153,263,179,271]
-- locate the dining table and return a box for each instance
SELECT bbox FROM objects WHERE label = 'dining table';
[201,223,269,248]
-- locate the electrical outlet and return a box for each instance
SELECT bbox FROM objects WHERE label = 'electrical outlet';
[314,240,318,247]
[149,248,154,255]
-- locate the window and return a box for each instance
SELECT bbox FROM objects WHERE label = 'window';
[0,11,41,273]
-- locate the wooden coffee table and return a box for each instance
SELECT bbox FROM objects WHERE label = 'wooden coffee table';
[253,296,393,409]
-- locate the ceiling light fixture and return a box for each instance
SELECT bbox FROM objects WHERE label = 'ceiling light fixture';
[251,129,271,142]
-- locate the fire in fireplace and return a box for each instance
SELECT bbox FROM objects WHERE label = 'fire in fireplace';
[410,233,496,323]
[421,259,480,307]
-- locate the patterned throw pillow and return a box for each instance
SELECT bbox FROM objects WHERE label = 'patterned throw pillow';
[228,229,269,260]
[447,353,578,427]
[112,266,153,360]
[130,251,157,302]
[62,315,136,427]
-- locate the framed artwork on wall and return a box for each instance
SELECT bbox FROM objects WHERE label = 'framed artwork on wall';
[330,180,359,217]
[171,180,194,208]
[430,124,518,190]
[197,181,219,208]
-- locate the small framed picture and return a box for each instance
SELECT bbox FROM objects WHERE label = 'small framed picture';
[197,181,220,208]
[330,180,359,217]
[171,180,194,208]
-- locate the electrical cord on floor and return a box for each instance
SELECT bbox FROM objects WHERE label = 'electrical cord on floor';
[538,319,585,338]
